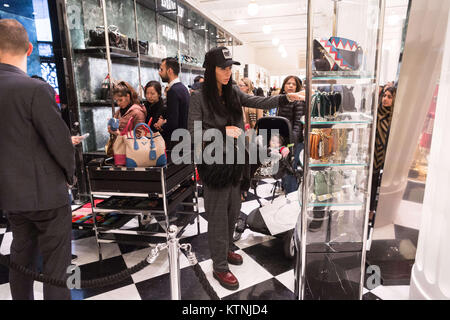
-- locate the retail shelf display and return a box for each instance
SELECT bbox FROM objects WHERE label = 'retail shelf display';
[294,0,386,300]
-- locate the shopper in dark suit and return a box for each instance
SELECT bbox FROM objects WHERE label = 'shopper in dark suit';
[156,57,190,149]
[0,19,75,300]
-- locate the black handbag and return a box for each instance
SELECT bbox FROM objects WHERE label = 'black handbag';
[128,38,149,55]
[88,25,128,50]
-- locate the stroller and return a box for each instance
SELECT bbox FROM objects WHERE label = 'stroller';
[234,116,303,258]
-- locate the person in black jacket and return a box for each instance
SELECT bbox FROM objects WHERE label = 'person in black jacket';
[0,19,75,300]
[188,47,303,291]
[143,80,166,133]
[277,75,306,193]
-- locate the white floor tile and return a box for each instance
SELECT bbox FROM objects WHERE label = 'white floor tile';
[0,232,12,255]
[0,282,43,300]
[71,236,121,266]
[234,228,275,250]
[395,200,422,230]
[240,200,262,215]
[275,269,295,293]
[199,250,273,298]
[122,247,191,283]
[179,215,208,238]
[372,224,396,240]
[86,284,142,300]
[370,285,410,300]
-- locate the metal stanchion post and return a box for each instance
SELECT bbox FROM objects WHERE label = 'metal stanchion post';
[167,225,181,300]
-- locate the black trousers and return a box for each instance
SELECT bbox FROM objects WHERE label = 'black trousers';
[6,204,72,300]
[203,183,241,272]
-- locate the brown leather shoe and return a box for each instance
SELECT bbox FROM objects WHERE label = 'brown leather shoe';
[227,251,243,265]
[213,270,239,290]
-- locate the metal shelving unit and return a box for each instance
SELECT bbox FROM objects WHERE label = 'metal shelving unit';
[294,0,386,300]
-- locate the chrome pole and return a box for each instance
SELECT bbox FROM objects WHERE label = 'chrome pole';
[100,0,114,117]
[295,0,313,301]
[359,0,386,300]
[133,0,143,99]
[167,225,181,300]
[176,0,182,65]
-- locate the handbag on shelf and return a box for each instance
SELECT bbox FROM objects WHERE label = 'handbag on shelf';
[309,129,335,161]
[311,91,342,120]
[313,37,363,71]
[88,25,128,50]
[124,123,167,168]
[128,38,149,55]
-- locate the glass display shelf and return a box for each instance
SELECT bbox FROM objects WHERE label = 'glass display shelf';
[309,163,368,170]
[301,114,373,128]
[300,200,365,211]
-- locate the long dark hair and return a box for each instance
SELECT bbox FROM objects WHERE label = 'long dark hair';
[144,80,162,98]
[202,63,241,125]
[280,75,302,94]
[112,81,140,105]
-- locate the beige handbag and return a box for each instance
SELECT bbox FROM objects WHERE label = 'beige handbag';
[124,123,167,167]
[112,117,134,166]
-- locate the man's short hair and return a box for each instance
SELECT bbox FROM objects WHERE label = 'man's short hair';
[0,19,29,55]
[162,57,180,76]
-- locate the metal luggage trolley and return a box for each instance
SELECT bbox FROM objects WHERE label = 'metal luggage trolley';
[82,156,200,261]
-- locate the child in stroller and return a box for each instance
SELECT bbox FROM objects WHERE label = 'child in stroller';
[235,117,303,258]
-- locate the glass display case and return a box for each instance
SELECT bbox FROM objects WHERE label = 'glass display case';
[295,0,386,300]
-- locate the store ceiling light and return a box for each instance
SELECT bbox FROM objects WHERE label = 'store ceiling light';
[3,3,10,7]
[281,52,288,58]
[272,38,280,46]
[262,25,272,34]
[278,45,286,53]
[248,0,259,17]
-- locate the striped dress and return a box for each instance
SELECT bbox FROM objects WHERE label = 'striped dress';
[373,103,394,173]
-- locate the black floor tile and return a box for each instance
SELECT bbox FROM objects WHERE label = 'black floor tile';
[242,238,294,277]
[394,225,419,247]
[222,278,295,300]
[135,266,212,300]
[70,255,134,300]
[0,254,10,285]
[366,239,415,286]
[72,229,95,241]
[362,291,382,300]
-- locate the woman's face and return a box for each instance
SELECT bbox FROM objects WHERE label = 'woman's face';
[284,78,298,94]
[145,86,160,104]
[382,91,394,107]
[216,66,232,86]
[238,80,249,94]
[114,94,131,109]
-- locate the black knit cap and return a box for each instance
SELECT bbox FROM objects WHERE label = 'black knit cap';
[203,46,241,68]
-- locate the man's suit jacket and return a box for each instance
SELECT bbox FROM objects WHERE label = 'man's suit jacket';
[0,63,75,212]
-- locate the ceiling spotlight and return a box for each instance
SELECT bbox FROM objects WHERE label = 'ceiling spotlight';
[281,52,288,58]
[187,19,191,22]
[3,3,10,7]
[262,25,272,34]
[248,0,259,16]
[278,45,286,53]
[272,38,280,46]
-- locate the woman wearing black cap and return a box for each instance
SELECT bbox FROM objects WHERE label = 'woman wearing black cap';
[188,47,303,290]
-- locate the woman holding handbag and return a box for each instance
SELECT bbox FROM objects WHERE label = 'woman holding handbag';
[188,47,303,291]
[107,81,146,137]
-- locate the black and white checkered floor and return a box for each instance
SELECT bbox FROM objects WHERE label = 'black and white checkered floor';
[0,179,417,300]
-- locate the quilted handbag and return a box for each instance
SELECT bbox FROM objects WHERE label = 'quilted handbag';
[313,37,363,71]
[124,123,167,168]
